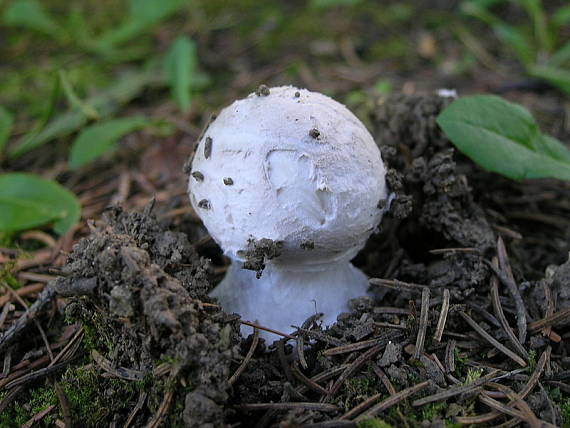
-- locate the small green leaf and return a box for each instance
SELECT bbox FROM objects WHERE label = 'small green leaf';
[548,42,570,67]
[69,117,149,169]
[528,64,570,95]
[493,22,534,65]
[8,68,159,159]
[552,4,570,27]
[0,173,81,235]
[3,0,60,37]
[128,0,186,28]
[95,0,186,49]
[164,36,197,112]
[310,0,362,8]
[437,95,570,181]
[460,1,501,25]
[0,106,14,153]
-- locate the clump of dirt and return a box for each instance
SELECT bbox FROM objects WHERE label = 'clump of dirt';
[53,205,238,427]
[239,238,284,278]
[374,93,495,251]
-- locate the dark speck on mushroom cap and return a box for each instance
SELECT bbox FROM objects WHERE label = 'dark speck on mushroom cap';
[309,128,320,139]
[255,84,270,96]
[198,199,211,209]
[204,137,213,159]
[192,171,204,182]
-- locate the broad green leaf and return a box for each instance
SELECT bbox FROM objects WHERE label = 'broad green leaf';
[164,36,197,112]
[0,173,81,235]
[539,135,570,164]
[437,95,570,181]
[3,0,60,37]
[0,106,14,153]
[528,64,570,95]
[59,70,99,119]
[69,117,149,169]
[8,68,159,159]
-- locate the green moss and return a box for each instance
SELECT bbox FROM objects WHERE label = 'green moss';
[340,372,382,410]
[57,365,146,426]
[357,418,393,428]
[73,308,116,354]
[453,348,467,378]
[528,349,537,372]
[0,386,58,427]
[562,398,570,428]
[421,401,448,421]
[0,268,22,290]
[464,368,482,385]
[546,387,570,428]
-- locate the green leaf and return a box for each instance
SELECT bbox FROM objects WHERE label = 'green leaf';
[552,4,570,27]
[128,0,186,28]
[8,68,159,159]
[59,70,99,119]
[69,116,149,169]
[310,0,362,8]
[515,0,551,53]
[528,64,570,95]
[493,23,534,65]
[0,106,14,153]
[549,42,570,67]
[95,0,186,49]
[437,95,570,181]
[460,1,501,25]
[3,0,60,37]
[539,135,570,164]
[164,36,197,112]
[0,173,80,235]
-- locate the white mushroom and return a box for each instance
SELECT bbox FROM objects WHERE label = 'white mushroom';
[188,85,388,340]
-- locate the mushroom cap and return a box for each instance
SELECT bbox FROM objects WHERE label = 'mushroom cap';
[188,86,387,265]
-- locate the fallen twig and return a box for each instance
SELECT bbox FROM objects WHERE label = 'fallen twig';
[326,344,383,399]
[20,404,56,428]
[228,325,259,385]
[123,392,148,428]
[413,287,430,360]
[433,288,450,343]
[489,257,528,360]
[0,286,56,353]
[413,370,499,407]
[459,311,527,367]
[356,381,430,422]
[237,402,339,412]
[528,306,570,332]
[239,320,296,340]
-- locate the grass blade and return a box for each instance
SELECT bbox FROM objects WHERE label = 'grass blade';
[164,36,197,113]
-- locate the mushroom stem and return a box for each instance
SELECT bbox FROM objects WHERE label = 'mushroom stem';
[211,260,370,340]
